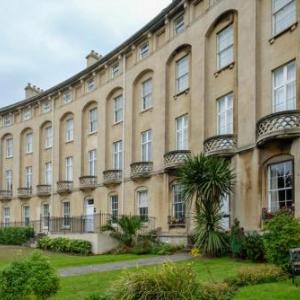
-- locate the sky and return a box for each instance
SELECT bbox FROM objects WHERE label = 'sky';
[0,0,171,107]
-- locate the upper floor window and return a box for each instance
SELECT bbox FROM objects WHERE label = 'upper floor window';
[217,25,233,70]
[139,42,150,60]
[25,166,32,188]
[25,132,33,154]
[176,55,189,93]
[42,101,51,113]
[114,95,123,123]
[88,149,97,176]
[176,114,188,150]
[141,79,152,111]
[272,0,296,35]
[141,130,152,162]
[45,162,52,185]
[65,118,74,142]
[268,160,293,212]
[113,140,123,170]
[86,78,95,93]
[137,190,148,221]
[111,63,120,78]
[45,126,53,149]
[23,108,32,121]
[273,60,296,112]
[65,156,73,181]
[5,170,12,191]
[217,93,233,134]
[111,195,118,222]
[3,114,13,127]
[63,91,72,104]
[89,108,97,133]
[174,14,185,34]
[6,138,13,158]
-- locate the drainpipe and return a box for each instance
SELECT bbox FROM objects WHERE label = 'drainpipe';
[121,54,126,215]
[50,96,54,221]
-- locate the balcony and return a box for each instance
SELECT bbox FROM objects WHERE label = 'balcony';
[204,134,237,157]
[79,176,97,190]
[256,110,300,146]
[130,162,153,180]
[103,170,122,186]
[164,150,191,170]
[57,181,73,194]
[17,187,32,199]
[0,190,12,201]
[36,185,51,197]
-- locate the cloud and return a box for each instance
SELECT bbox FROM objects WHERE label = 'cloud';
[0,0,171,106]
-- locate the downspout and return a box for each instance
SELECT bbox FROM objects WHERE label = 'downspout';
[121,54,126,215]
[50,97,55,221]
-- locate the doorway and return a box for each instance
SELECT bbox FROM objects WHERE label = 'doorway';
[84,198,94,232]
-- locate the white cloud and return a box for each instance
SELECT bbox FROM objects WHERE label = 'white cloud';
[0,0,171,105]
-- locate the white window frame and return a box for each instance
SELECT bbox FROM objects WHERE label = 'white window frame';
[113,141,123,170]
[111,195,118,222]
[217,25,234,70]
[88,149,97,176]
[176,114,188,150]
[25,132,33,154]
[272,0,296,36]
[141,130,152,162]
[65,157,73,181]
[272,60,296,113]
[6,137,13,158]
[42,101,51,113]
[141,79,152,111]
[86,78,95,93]
[176,55,189,93]
[42,203,50,229]
[63,91,72,104]
[111,63,120,78]
[217,93,233,135]
[3,114,13,127]
[25,166,32,188]
[172,184,185,220]
[65,118,74,142]
[114,95,123,123]
[3,207,10,227]
[89,108,97,133]
[5,170,12,191]
[174,14,185,34]
[45,126,53,149]
[23,206,30,226]
[63,202,71,228]
[23,108,32,121]
[139,42,150,60]
[137,190,148,221]
[45,162,52,185]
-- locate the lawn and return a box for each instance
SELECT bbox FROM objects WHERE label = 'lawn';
[0,245,153,269]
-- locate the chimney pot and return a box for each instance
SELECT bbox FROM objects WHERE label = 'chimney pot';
[86,50,102,67]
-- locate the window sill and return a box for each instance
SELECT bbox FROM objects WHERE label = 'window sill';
[88,131,97,136]
[269,22,298,44]
[173,88,190,99]
[25,152,33,155]
[6,156,13,159]
[113,120,123,127]
[45,146,52,150]
[65,140,74,144]
[140,107,153,114]
[214,62,235,78]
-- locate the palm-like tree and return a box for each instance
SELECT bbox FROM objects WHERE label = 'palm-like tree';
[178,153,235,256]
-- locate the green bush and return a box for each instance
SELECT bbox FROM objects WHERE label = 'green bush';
[107,262,201,300]
[225,265,286,288]
[37,236,92,255]
[263,210,300,269]
[0,251,59,300]
[229,219,245,259]
[243,232,265,262]
[0,227,34,245]
[198,282,234,300]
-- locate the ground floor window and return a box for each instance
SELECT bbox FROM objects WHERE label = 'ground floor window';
[23,206,30,226]
[3,207,10,226]
[111,195,118,222]
[63,202,70,228]
[42,204,49,229]
[172,184,185,224]
[268,160,293,212]
[137,190,148,221]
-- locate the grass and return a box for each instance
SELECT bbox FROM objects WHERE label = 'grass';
[0,245,153,269]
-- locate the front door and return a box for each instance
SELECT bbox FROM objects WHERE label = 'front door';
[85,199,94,232]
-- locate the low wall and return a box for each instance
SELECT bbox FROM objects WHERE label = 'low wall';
[158,234,188,246]
[49,232,119,254]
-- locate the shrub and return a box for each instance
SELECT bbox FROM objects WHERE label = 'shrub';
[37,236,92,255]
[0,227,34,245]
[225,265,286,288]
[263,210,300,269]
[243,232,265,262]
[107,262,201,300]
[229,219,245,259]
[198,282,234,300]
[0,251,59,300]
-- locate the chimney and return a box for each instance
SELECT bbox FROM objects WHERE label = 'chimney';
[25,83,43,99]
[86,50,102,67]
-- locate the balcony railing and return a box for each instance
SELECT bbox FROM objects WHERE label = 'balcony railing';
[256,110,300,146]
[164,150,191,170]
[36,185,51,197]
[130,162,153,180]
[79,176,97,190]
[0,190,12,201]
[57,181,73,194]
[103,170,122,185]
[168,215,186,228]
[204,134,237,157]
[17,187,32,199]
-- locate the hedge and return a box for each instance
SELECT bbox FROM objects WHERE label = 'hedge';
[0,227,34,245]
[37,236,92,255]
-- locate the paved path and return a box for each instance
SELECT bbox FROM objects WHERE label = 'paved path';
[59,253,191,277]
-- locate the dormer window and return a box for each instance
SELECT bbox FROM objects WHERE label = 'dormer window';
[174,14,185,35]
[42,101,51,113]
[139,42,150,60]
[111,63,120,79]
[3,114,13,127]
[23,108,32,121]
[63,91,72,104]
[86,78,95,93]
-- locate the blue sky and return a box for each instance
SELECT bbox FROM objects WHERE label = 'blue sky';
[0,0,171,106]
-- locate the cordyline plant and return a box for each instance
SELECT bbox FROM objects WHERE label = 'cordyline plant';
[178,153,235,256]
